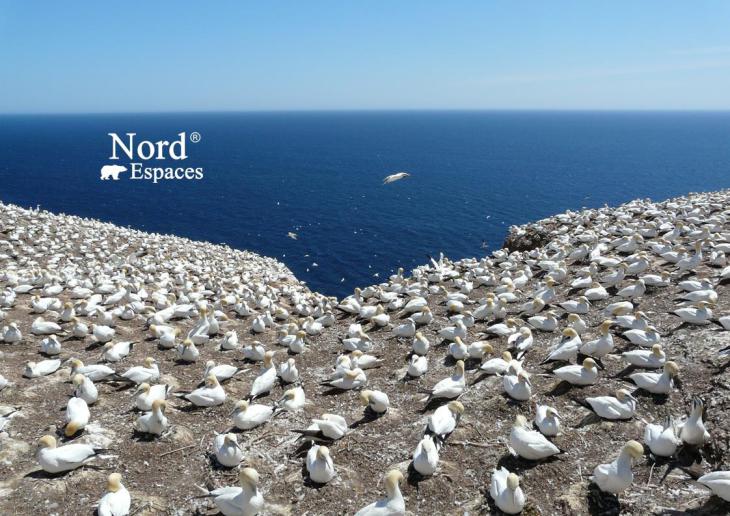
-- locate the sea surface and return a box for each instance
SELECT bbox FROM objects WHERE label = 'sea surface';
[1,111,729,298]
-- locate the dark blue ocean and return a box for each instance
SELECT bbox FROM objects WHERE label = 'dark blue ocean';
[1,111,729,298]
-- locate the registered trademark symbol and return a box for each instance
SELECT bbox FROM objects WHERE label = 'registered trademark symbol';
[190,132,201,143]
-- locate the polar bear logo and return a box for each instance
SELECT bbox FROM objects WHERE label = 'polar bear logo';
[100,164,127,180]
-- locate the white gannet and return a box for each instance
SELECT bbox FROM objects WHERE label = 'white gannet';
[40,334,62,355]
[591,440,644,494]
[553,357,598,386]
[243,341,266,362]
[644,417,681,457]
[393,318,417,338]
[673,301,713,325]
[559,296,590,314]
[64,396,90,436]
[102,340,134,362]
[203,360,241,383]
[91,323,115,343]
[586,389,637,420]
[481,351,519,376]
[323,368,367,390]
[24,358,61,378]
[528,310,559,332]
[503,366,532,401]
[31,316,63,335]
[697,471,730,502]
[490,467,526,515]
[295,413,348,441]
[231,399,274,430]
[134,399,169,435]
[422,360,465,403]
[360,389,390,414]
[412,435,440,476]
[214,433,244,467]
[509,415,560,460]
[679,397,710,446]
[278,357,299,384]
[177,338,200,362]
[534,404,560,436]
[70,359,117,382]
[351,349,383,370]
[208,468,264,516]
[36,434,102,473]
[72,373,99,405]
[412,332,430,355]
[542,328,581,364]
[629,361,678,394]
[623,326,661,347]
[354,469,405,516]
[133,383,169,411]
[508,327,533,358]
[621,344,666,369]
[580,320,614,358]
[448,336,469,360]
[249,351,277,399]
[120,357,159,384]
[307,445,336,483]
[407,354,428,377]
[98,472,131,516]
[438,320,468,342]
[2,322,22,343]
[277,386,306,412]
[427,400,464,438]
[184,374,226,407]
[567,313,588,336]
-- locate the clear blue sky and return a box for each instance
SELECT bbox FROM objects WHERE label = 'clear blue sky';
[1,1,730,113]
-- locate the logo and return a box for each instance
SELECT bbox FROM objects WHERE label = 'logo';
[100,132,204,183]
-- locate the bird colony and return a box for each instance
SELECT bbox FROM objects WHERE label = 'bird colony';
[1,192,730,515]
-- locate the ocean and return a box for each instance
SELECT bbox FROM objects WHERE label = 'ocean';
[1,111,729,298]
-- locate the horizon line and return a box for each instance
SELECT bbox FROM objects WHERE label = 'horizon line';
[2,107,730,116]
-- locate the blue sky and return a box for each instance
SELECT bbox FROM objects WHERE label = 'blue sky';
[1,1,729,113]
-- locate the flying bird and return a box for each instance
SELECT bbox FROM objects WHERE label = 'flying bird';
[382,172,410,184]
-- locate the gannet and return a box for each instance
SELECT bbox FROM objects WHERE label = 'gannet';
[203,360,241,383]
[1,322,22,343]
[559,296,590,314]
[214,433,244,467]
[508,327,533,358]
[354,469,405,516]
[448,336,469,360]
[207,468,264,516]
[411,307,433,325]
[36,434,102,473]
[542,328,581,364]
[567,313,588,335]
[490,467,526,514]
[422,360,465,403]
[277,386,306,412]
[427,400,463,438]
[64,396,90,436]
[98,473,131,516]
[553,358,598,386]
[534,404,560,436]
[323,368,367,390]
[102,341,134,362]
[485,318,518,337]
[134,399,169,435]
[621,344,666,369]
[24,358,61,378]
[294,413,348,440]
[527,311,559,332]
[468,340,493,360]
[407,354,428,377]
[697,471,730,502]
[586,389,637,420]
[503,366,532,401]
[177,338,200,362]
[91,323,115,343]
[509,415,560,460]
[481,351,519,376]
[31,316,62,335]
[307,445,336,483]
[231,399,274,430]
[70,359,117,382]
[438,320,467,341]
[184,374,226,407]
[219,330,240,350]
[644,417,681,457]
[243,341,266,361]
[278,357,299,384]
[629,361,678,394]
[623,326,661,347]
[360,389,390,414]
[412,435,440,476]
[40,334,62,355]
[72,373,99,405]
[412,332,430,355]
[580,320,614,358]
[679,397,710,446]
[249,351,277,399]
[133,383,169,411]
[591,440,644,494]
[121,357,159,384]
[673,301,713,325]
[351,349,383,370]
[585,281,609,301]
